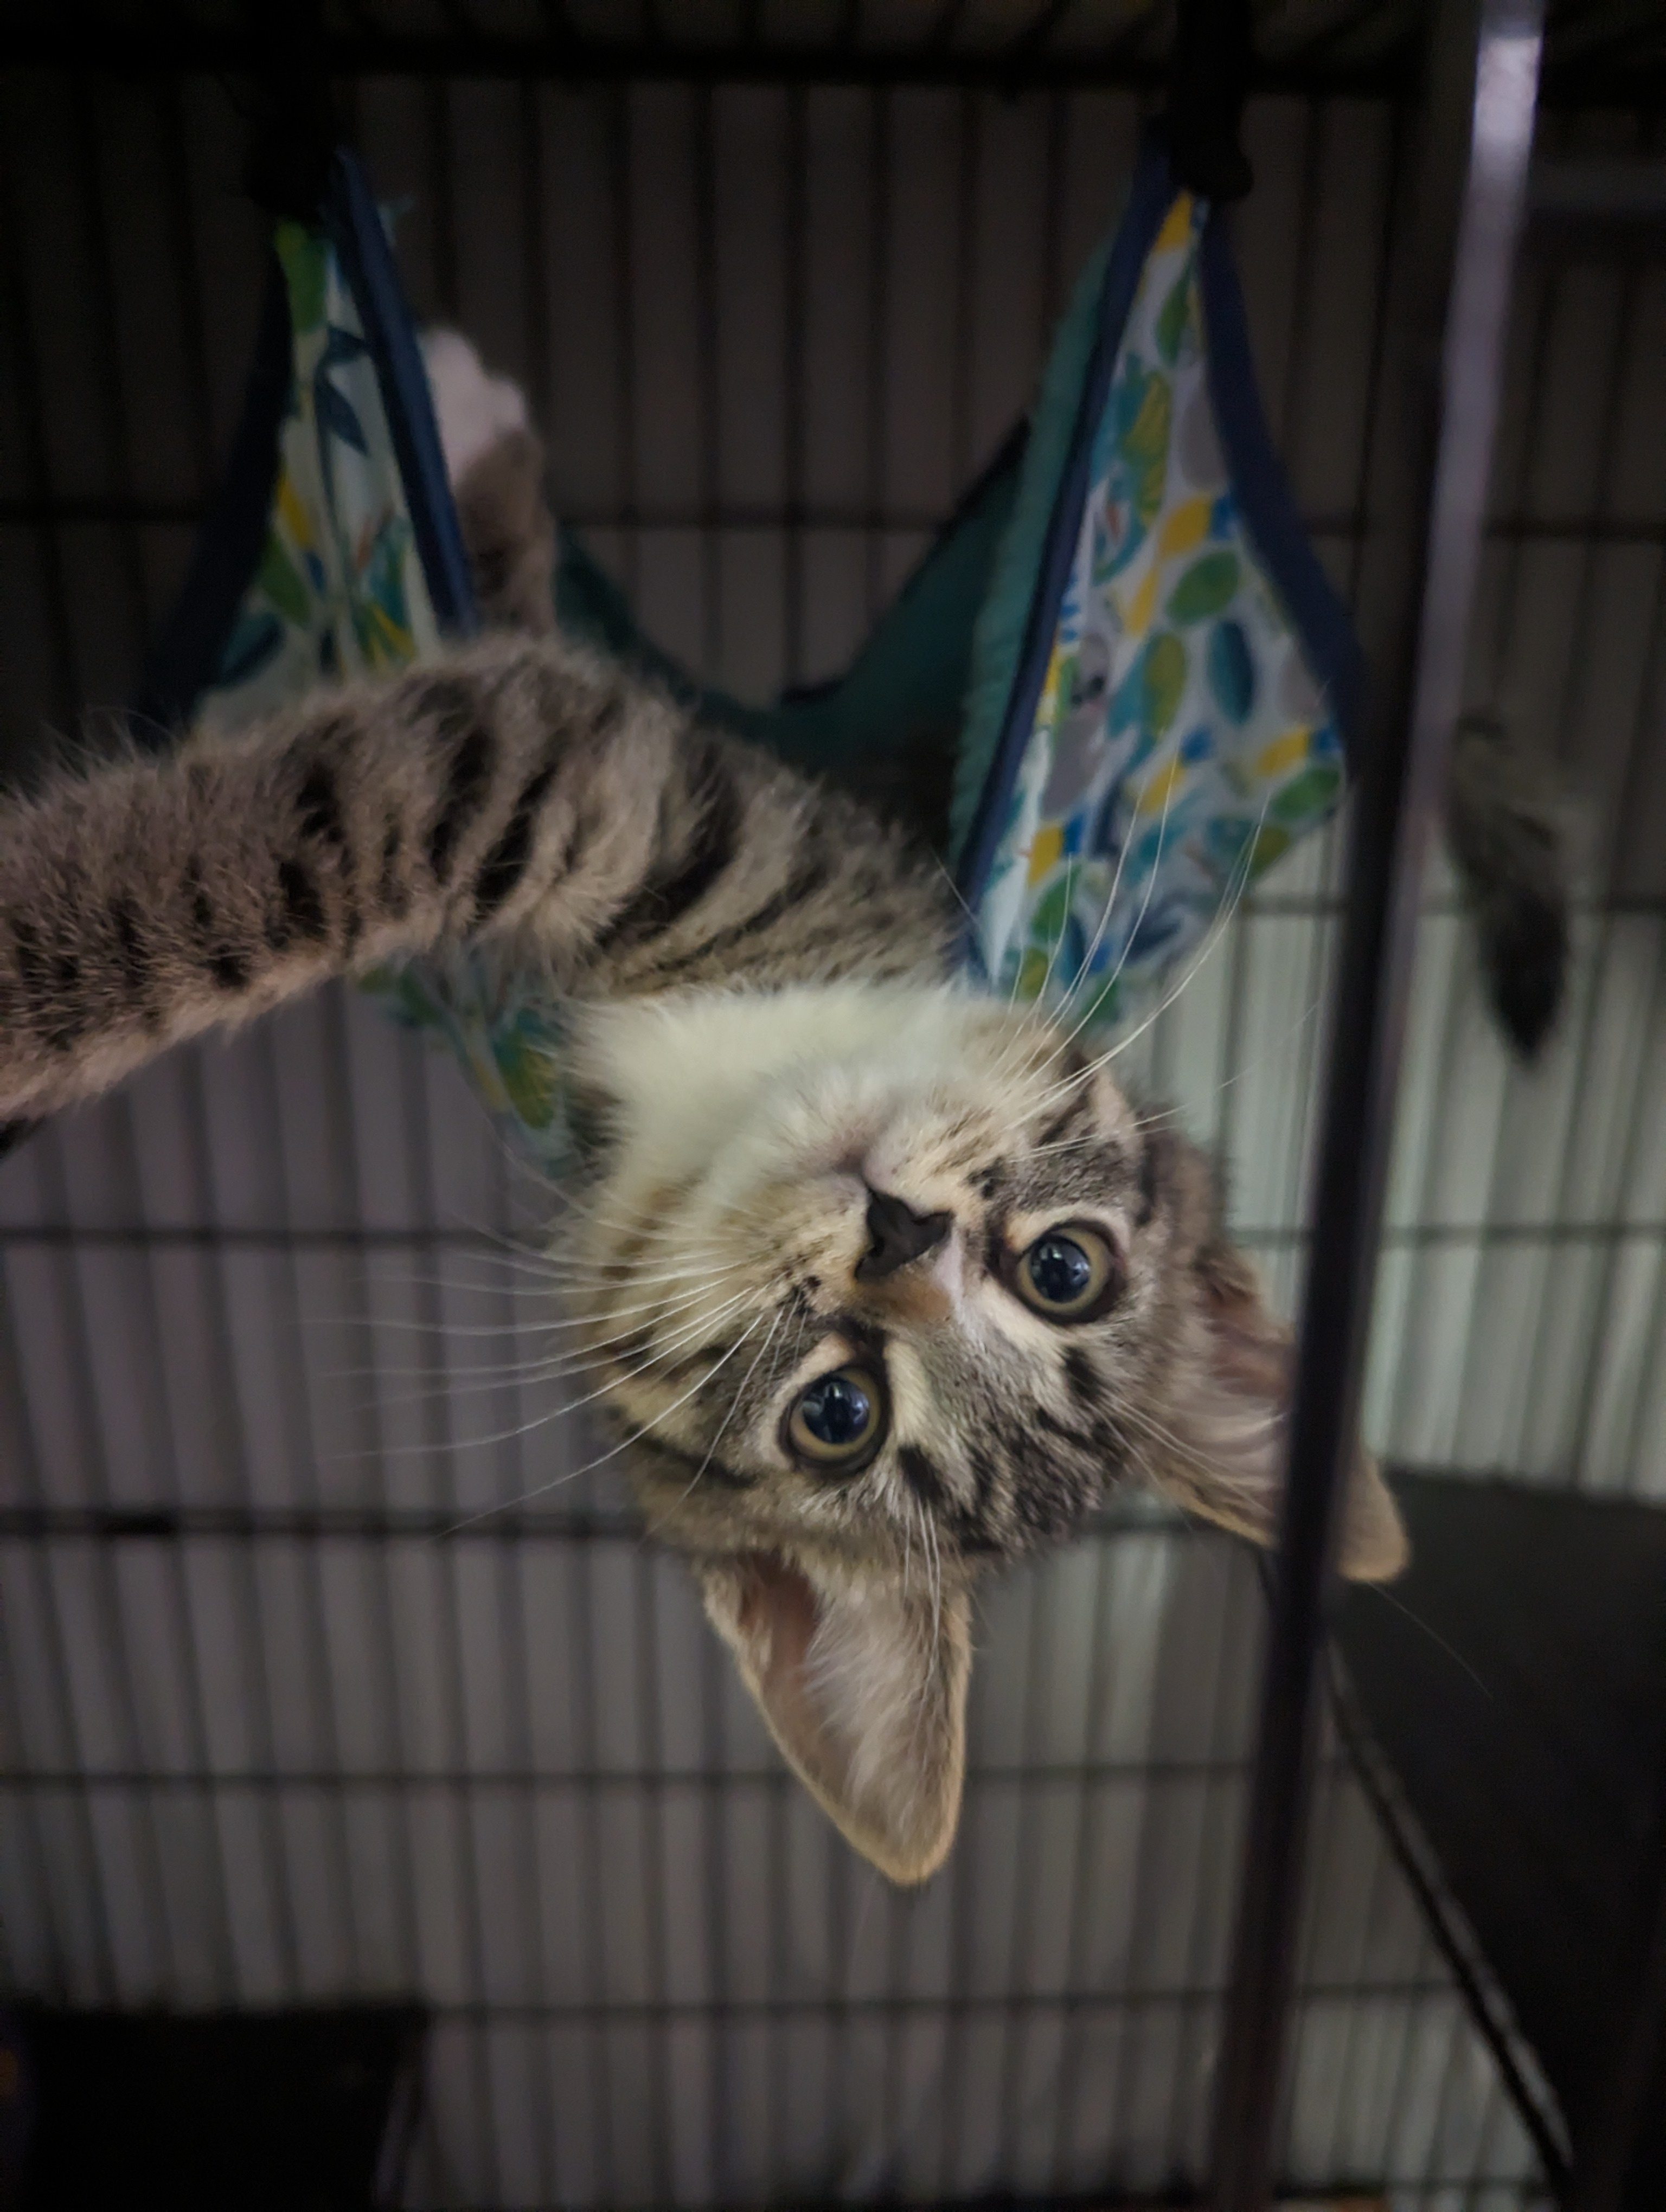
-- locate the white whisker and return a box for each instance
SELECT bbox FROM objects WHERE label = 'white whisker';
[444,1316,779,1532]
[644,1304,787,1539]
[1028,789,1270,1116]
[1046,757,1180,1062]
[338,1278,764,1397]
[1050,750,1163,1024]
[354,1283,764,1429]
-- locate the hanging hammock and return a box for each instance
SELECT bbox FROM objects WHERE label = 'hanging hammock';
[134,89,1361,1170]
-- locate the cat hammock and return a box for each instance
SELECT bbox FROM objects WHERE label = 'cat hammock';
[137,67,1360,1166]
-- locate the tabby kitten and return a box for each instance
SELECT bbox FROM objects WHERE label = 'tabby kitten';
[0,638,1408,1876]
[0,355,1407,1886]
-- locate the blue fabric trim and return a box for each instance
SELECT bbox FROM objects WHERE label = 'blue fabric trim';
[955,128,1178,929]
[950,245,1109,873]
[1199,211,1364,754]
[134,251,293,741]
[324,150,478,637]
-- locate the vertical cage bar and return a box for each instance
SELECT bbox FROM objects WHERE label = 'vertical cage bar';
[511,88,563,2202]
[0,1290,117,1999]
[401,1047,501,2205]
[694,83,721,686]
[1571,1837,1666,2211]
[1569,1504,1666,2209]
[110,1097,241,2001]
[1507,257,1650,1476]
[1044,1529,1116,2193]
[783,84,807,691]
[178,1054,305,1997]
[993,1568,1053,2178]
[1039,87,1068,336]
[863,84,891,628]
[321,1000,425,2004]
[152,68,309,1988]
[1426,250,1638,1478]
[426,78,460,325]
[0,87,78,745]
[630,1558,674,2204]
[1162,1550,1257,2178]
[949,86,978,492]
[610,83,641,607]
[30,1131,177,1996]
[1206,2,1545,2205]
[1615,571,1666,1497]
[699,1630,732,2206]
[260,1029,362,1999]
[563,1521,615,2203]
[69,76,154,670]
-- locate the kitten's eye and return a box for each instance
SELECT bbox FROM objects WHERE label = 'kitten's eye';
[785,1367,886,1472]
[1013,1225,1121,1323]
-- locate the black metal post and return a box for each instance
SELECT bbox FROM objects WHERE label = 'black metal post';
[1206,2,1545,2205]
[1569,1737,1666,2212]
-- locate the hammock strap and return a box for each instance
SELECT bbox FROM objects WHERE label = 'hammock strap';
[1167,0,1255,204]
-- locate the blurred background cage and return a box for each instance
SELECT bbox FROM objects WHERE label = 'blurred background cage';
[0,2,1663,2208]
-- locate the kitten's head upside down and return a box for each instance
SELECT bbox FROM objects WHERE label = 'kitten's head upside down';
[0,524,1406,1885]
[566,979,1407,1883]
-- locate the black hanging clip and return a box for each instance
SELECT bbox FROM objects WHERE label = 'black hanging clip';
[1166,0,1255,204]
[240,0,338,225]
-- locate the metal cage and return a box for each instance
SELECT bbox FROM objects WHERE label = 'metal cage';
[0,4,1663,2208]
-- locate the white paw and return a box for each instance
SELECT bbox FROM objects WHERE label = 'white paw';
[419,329,530,487]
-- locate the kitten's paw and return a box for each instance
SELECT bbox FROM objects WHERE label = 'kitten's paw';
[420,327,531,488]
[420,329,558,635]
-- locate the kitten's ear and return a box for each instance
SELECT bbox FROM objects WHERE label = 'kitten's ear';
[1155,1240,1409,1583]
[695,1553,971,1885]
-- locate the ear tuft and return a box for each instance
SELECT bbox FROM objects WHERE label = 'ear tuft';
[1150,1240,1409,1583]
[696,1552,970,1885]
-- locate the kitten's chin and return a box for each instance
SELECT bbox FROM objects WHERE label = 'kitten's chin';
[571,980,1057,1188]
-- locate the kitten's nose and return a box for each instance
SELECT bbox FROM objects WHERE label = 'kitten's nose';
[855,1189,952,1282]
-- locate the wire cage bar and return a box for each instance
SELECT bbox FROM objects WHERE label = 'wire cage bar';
[0,1,1662,108]
[1209,0,1546,2201]
[0,4,1663,2209]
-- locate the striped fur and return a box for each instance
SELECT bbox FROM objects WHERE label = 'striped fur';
[0,378,1407,1880]
[0,636,951,1124]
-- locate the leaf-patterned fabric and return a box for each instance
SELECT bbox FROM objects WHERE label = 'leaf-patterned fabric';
[158,133,1357,1171]
[194,224,444,733]
[364,948,569,1149]
[964,155,1357,1034]
[169,183,574,1160]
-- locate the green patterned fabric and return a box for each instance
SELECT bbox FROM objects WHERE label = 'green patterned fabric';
[181,162,1351,1171]
[194,225,443,732]
[183,218,576,1165]
[363,948,569,1148]
[969,189,1347,1033]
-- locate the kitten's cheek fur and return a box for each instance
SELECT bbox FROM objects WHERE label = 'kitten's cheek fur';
[695,1552,972,1885]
